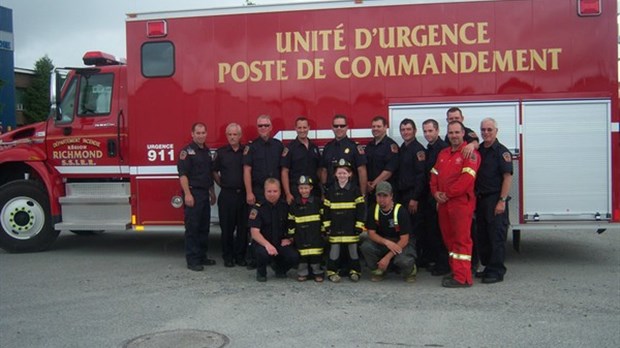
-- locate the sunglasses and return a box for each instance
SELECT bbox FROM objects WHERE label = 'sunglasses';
[480,128,495,132]
[332,124,347,128]
[257,124,271,128]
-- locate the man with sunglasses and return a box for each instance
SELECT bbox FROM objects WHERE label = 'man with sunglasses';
[320,114,368,195]
[475,118,513,284]
[243,114,284,205]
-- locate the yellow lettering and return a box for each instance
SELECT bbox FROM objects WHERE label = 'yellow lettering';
[422,54,439,75]
[355,28,372,49]
[335,56,351,78]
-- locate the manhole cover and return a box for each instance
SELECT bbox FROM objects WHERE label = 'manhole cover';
[124,329,229,348]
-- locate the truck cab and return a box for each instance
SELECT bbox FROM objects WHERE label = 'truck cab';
[0,52,130,252]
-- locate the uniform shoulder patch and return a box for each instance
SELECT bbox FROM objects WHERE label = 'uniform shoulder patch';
[390,144,399,153]
[243,146,250,155]
[249,208,258,220]
[502,152,512,162]
[282,147,289,157]
[469,152,478,162]
[179,150,187,160]
[416,150,426,161]
[357,145,365,155]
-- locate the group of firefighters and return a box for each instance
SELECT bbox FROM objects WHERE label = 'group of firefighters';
[177,107,513,288]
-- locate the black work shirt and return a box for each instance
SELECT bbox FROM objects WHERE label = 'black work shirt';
[365,136,399,183]
[321,136,367,187]
[248,200,289,246]
[366,203,412,242]
[444,126,479,145]
[213,144,245,189]
[476,139,513,196]
[243,137,284,186]
[425,138,449,174]
[397,138,426,202]
[177,142,214,189]
[280,137,321,184]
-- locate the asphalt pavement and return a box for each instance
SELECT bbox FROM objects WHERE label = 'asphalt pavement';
[1,227,618,348]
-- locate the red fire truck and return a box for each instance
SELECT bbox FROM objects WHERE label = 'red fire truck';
[0,0,618,252]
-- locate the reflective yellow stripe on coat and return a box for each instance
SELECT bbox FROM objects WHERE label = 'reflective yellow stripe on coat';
[328,235,360,243]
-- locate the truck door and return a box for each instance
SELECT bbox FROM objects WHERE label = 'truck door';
[47,69,126,177]
[521,100,613,222]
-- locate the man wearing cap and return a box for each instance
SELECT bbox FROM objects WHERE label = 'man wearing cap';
[430,121,480,288]
[360,181,417,282]
[475,117,513,284]
[288,175,325,282]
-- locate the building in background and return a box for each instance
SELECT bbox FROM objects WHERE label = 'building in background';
[0,6,16,133]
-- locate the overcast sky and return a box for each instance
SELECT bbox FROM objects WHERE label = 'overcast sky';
[1,0,327,69]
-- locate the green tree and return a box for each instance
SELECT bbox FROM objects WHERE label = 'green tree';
[23,55,54,124]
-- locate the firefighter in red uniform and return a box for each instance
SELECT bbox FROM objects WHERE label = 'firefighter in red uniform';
[430,121,480,288]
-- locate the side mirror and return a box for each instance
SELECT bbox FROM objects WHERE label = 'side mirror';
[49,70,62,121]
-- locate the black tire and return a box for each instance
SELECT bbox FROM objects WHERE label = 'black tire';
[0,180,60,253]
[70,230,104,236]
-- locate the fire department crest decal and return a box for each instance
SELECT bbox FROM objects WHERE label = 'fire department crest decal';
[416,151,426,161]
[503,152,511,162]
[249,208,258,220]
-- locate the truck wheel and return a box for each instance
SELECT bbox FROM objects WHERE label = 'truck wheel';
[0,180,60,253]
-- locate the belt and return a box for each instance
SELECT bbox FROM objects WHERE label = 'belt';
[221,187,244,193]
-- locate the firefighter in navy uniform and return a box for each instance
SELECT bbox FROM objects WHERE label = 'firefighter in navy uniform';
[320,114,368,196]
[422,119,450,276]
[365,116,399,205]
[243,115,284,269]
[281,117,322,204]
[475,118,513,284]
[396,119,427,265]
[213,123,247,268]
[249,178,299,282]
[360,181,417,282]
[243,114,284,205]
[287,176,325,282]
[177,122,217,272]
[323,159,366,282]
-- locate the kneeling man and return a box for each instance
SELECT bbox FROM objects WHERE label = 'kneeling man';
[361,181,417,282]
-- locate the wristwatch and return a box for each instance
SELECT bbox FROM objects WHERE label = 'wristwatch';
[499,196,509,202]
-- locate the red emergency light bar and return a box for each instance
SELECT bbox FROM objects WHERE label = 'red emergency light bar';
[147,20,167,38]
[578,0,601,16]
[83,51,124,66]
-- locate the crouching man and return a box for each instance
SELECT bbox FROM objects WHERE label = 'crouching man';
[360,181,417,282]
[249,178,300,282]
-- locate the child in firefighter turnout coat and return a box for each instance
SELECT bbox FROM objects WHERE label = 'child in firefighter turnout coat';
[288,176,325,282]
[323,159,366,282]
